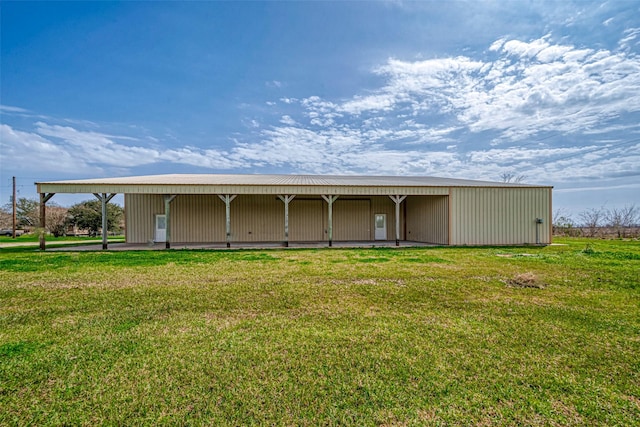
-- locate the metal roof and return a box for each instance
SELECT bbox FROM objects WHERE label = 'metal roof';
[36,174,552,197]
[37,173,548,188]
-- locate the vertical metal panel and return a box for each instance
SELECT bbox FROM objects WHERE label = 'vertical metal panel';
[405,196,449,244]
[172,195,225,242]
[450,187,551,245]
[231,195,284,242]
[125,194,163,243]
[333,199,371,240]
[289,199,323,241]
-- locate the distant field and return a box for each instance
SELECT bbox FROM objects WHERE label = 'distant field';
[1,238,638,425]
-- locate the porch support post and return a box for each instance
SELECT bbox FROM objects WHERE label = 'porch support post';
[218,194,237,248]
[39,193,55,251]
[163,195,177,249]
[321,195,339,247]
[94,193,117,250]
[389,195,407,246]
[278,195,296,247]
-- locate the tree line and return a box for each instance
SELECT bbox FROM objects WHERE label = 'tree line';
[553,205,639,238]
[0,198,124,237]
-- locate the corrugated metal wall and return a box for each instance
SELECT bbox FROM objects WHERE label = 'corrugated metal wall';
[450,187,551,245]
[405,196,449,244]
[333,199,371,241]
[172,195,225,242]
[232,195,284,242]
[126,194,405,243]
[289,199,323,241]
[125,194,163,243]
[126,190,550,245]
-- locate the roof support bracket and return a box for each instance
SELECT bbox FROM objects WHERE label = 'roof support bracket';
[278,195,296,247]
[389,195,407,246]
[94,193,118,250]
[321,195,339,247]
[218,194,237,247]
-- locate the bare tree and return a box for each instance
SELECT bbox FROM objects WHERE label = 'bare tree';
[0,206,11,229]
[579,207,605,237]
[47,206,70,237]
[500,172,527,183]
[2,197,39,230]
[1,198,71,236]
[606,204,639,238]
[552,208,577,236]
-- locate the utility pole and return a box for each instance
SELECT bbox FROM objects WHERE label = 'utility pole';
[12,177,17,239]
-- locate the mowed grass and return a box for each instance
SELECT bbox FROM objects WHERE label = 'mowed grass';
[0,239,638,426]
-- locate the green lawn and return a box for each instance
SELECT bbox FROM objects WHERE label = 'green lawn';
[1,238,638,425]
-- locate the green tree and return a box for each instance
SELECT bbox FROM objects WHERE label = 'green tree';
[67,200,124,236]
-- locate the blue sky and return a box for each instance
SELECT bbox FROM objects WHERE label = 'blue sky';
[1,1,639,217]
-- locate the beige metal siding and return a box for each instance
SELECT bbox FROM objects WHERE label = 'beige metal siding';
[125,194,164,243]
[405,196,449,244]
[124,188,551,246]
[231,195,284,242]
[450,187,551,245]
[289,199,323,241]
[172,195,225,242]
[333,199,371,241]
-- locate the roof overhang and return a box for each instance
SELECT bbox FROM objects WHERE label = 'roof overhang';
[36,174,552,196]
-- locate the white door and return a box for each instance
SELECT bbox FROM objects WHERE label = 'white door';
[155,214,166,242]
[374,214,387,240]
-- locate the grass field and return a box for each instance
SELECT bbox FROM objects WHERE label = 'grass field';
[1,238,638,425]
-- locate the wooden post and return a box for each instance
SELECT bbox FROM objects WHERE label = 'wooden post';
[389,195,407,246]
[163,195,177,249]
[321,195,338,247]
[218,195,237,248]
[278,195,296,247]
[94,193,117,250]
[39,193,55,250]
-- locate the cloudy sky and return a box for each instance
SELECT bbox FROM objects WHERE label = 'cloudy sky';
[1,1,639,216]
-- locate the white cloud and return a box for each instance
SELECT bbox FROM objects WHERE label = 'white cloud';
[266,80,283,88]
[619,27,640,49]
[1,122,246,176]
[295,34,640,147]
[3,33,639,194]
[280,115,297,126]
[0,124,95,174]
[240,33,640,182]
[0,105,29,113]
[35,122,158,167]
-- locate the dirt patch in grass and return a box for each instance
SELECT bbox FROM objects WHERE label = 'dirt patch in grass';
[504,272,546,289]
